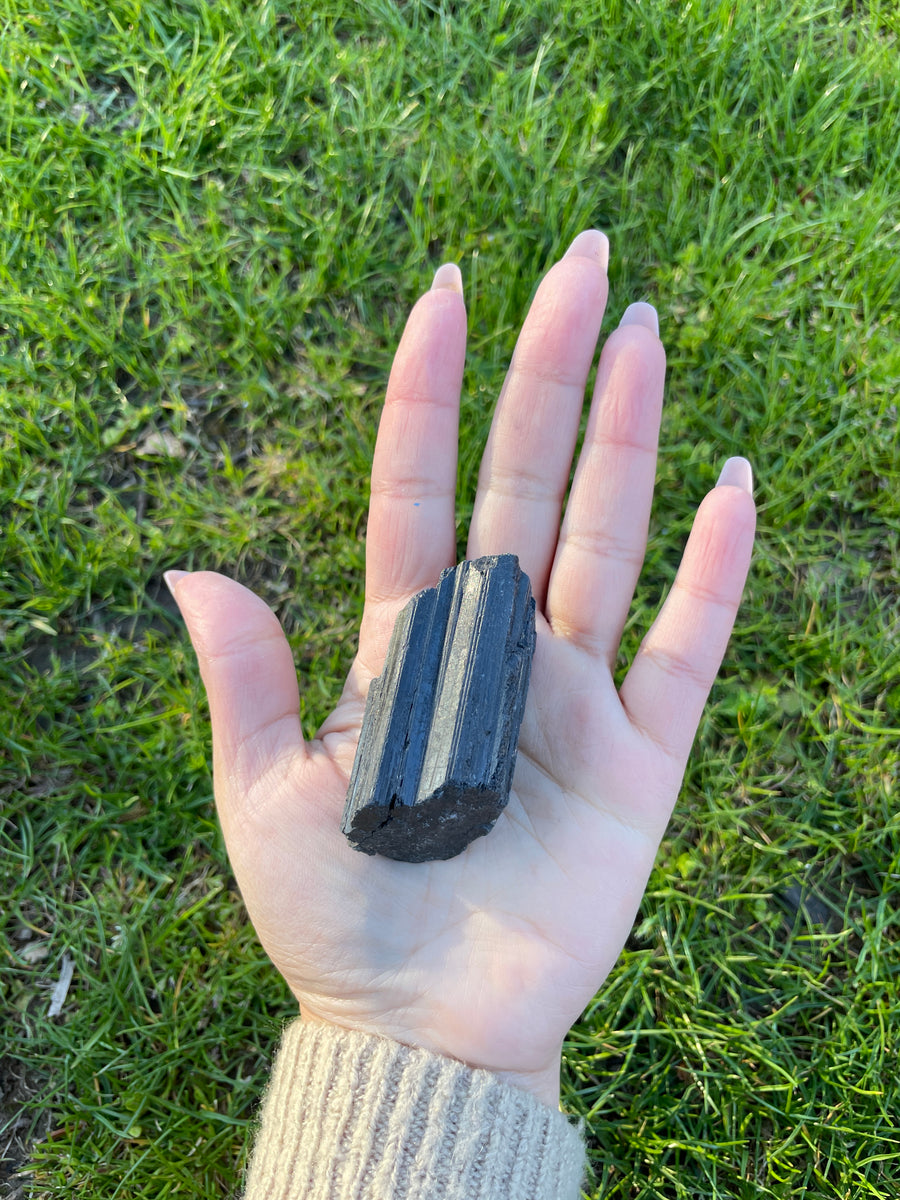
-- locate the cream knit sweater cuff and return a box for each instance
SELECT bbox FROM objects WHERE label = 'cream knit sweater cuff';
[243,1020,585,1199]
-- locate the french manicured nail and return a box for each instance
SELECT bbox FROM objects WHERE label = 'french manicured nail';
[164,570,190,597]
[431,262,463,295]
[618,302,659,336]
[564,229,609,272]
[716,457,754,494]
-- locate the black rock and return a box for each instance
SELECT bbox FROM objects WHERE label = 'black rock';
[341,554,536,862]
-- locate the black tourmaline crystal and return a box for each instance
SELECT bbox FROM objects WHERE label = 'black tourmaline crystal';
[341,554,536,862]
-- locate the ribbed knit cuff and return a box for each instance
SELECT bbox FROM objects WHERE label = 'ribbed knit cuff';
[243,1020,585,1200]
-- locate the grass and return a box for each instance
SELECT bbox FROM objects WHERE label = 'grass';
[1,0,898,1195]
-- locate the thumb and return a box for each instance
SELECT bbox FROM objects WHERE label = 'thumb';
[166,571,305,804]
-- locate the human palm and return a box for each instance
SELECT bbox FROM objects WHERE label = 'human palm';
[170,231,755,1107]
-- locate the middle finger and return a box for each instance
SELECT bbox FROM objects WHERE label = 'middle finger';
[466,230,609,609]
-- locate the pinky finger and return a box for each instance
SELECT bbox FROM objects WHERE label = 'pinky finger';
[619,459,756,767]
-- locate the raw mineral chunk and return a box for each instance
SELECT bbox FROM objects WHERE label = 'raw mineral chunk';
[341,554,536,862]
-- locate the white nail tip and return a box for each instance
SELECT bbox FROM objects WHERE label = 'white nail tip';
[431,263,464,294]
[618,302,659,336]
[716,457,753,494]
[564,230,609,271]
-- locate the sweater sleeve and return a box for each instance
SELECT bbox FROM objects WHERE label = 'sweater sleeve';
[242,1020,585,1200]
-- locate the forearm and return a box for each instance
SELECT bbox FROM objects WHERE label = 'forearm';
[243,1020,585,1200]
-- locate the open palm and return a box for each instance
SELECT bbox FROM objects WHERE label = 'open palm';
[170,231,755,1106]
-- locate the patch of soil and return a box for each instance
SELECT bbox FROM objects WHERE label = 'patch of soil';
[0,1059,51,1200]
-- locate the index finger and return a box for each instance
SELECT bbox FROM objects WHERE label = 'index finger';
[359,266,467,671]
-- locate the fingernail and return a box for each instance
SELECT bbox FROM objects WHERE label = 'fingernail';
[431,262,463,295]
[164,569,190,597]
[716,457,753,494]
[618,302,659,336]
[564,229,609,272]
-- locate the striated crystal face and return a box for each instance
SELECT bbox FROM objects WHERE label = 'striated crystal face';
[341,555,536,862]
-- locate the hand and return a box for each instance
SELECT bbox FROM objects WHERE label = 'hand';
[168,230,756,1108]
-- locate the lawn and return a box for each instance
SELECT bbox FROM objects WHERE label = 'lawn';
[1,0,898,1196]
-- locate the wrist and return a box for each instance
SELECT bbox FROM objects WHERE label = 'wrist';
[485,1061,562,1109]
[299,1006,562,1109]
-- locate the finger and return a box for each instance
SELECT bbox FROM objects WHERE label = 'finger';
[467,230,609,609]
[166,570,304,809]
[618,462,756,764]
[546,304,666,661]
[363,265,466,624]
